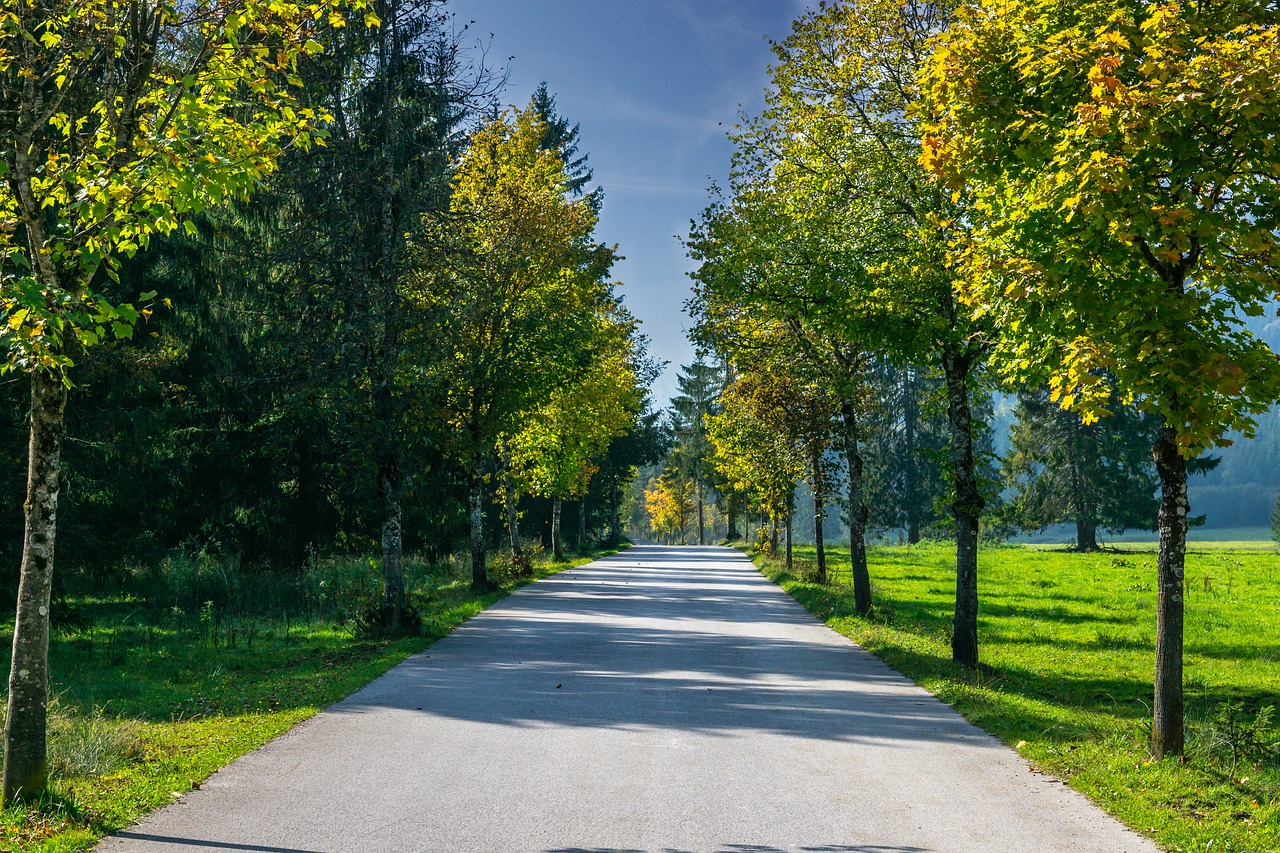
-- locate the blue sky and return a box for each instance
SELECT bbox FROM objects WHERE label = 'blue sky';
[447,0,810,405]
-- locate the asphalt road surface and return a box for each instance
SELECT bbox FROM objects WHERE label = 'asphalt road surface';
[98,545,1158,853]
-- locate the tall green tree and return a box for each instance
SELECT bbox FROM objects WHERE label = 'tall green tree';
[406,104,613,591]
[687,177,875,613]
[668,357,724,545]
[1004,389,1161,551]
[761,0,992,662]
[509,309,643,560]
[923,0,1280,755]
[707,373,805,566]
[0,0,362,803]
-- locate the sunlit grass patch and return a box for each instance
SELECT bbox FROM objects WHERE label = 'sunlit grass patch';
[749,540,1280,853]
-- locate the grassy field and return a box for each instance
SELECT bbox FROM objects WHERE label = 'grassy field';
[750,541,1279,853]
[0,545,622,853]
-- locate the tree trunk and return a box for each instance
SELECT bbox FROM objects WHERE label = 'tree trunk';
[504,471,523,557]
[841,400,872,615]
[552,497,564,561]
[769,515,778,555]
[726,491,740,542]
[1152,423,1187,758]
[1075,518,1099,552]
[379,456,405,626]
[942,348,983,669]
[785,511,793,572]
[373,2,405,628]
[904,367,921,544]
[577,498,587,551]
[4,371,68,804]
[469,481,487,592]
[697,481,705,545]
[813,486,827,585]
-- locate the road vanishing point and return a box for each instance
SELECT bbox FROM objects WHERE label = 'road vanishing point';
[98,545,1158,853]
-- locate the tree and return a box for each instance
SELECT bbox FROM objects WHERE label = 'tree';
[530,82,595,199]
[862,360,952,541]
[406,103,612,591]
[668,357,724,545]
[922,0,1280,755]
[687,177,875,611]
[707,372,804,566]
[0,0,364,803]
[644,471,694,544]
[1004,388,1161,550]
[699,0,992,646]
[509,309,643,560]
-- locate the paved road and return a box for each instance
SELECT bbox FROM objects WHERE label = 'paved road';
[99,545,1157,853]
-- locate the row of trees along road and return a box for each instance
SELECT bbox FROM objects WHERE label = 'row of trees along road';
[0,0,659,803]
[686,0,1280,760]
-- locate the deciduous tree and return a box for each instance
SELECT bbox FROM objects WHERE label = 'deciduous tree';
[923,0,1280,755]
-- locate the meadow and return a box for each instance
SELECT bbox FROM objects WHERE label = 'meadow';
[753,541,1280,853]
[0,546,618,853]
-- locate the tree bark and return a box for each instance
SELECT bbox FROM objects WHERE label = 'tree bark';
[813,485,827,585]
[379,455,405,626]
[1075,518,1099,552]
[577,498,587,551]
[4,371,68,803]
[726,491,740,542]
[942,348,983,669]
[841,400,872,614]
[697,481,705,545]
[469,481,487,592]
[769,515,778,555]
[552,497,564,561]
[904,367,921,544]
[785,510,793,572]
[1152,423,1187,757]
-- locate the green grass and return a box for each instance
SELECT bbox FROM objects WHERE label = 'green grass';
[0,544,624,853]
[749,541,1280,853]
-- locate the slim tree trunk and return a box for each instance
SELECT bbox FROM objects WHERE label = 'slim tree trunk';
[785,510,793,572]
[904,367,921,544]
[770,515,779,555]
[4,371,68,803]
[841,400,872,615]
[373,1,405,627]
[504,472,523,557]
[469,480,487,592]
[577,498,587,551]
[942,348,983,669]
[1152,424,1187,757]
[609,482,622,545]
[379,459,405,625]
[697,482,705,545]
[552,497,564,561]
[726,491,740,541]
[813,485,827,585]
